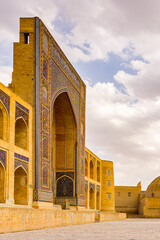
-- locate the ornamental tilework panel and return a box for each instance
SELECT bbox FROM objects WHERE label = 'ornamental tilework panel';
[97,185,100,192]
[15,106,29,125]
[42,163,49,187]
[14,153,29,162]
[38,190,53,202]
[51,43,80,88]
[55,197,77,207]
[42,86,48,103]
[56,172,74,180]
[0,90,10,113]
[0,150,6,169]
[43,33,48,55]
[42,136,49,160]
[33,189,53,202]
[50,59,79,125]
[16,102,29,114]
[89,183,95,191]
[42,106,49,132]
[14,159,28,173]
[39,22,52,191]
[43,58,48,79]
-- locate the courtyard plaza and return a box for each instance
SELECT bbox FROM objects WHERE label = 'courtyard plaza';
[0,219,160,240]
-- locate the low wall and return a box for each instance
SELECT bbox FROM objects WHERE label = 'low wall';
[99,211,126,222]
[0,207,95,233]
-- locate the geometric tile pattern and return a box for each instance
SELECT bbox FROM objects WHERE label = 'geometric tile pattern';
[14,159,28,173]
[0,90,10,113]
[0,149,6,169]
[14,153,29,162]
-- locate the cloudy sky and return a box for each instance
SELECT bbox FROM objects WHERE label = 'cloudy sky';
[1,0,160,189]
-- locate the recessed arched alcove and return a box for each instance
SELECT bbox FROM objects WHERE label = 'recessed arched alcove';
[15,118,27,150]
[0,101,8,141]
[89,187,95,209]
[85,158,88,177]
[96,191,100,210]
[52,92,77,198]
[0,162,5,203]
[90,161,94,179]
[14,166,28,205]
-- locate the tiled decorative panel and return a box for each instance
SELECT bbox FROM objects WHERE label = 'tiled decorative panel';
[42,136,49,159]
[14,159,28,173]
[0,150,6,169]
[42,163,49,187]
[15,102,29,126]
[55,196,77,208]
[89,183,95,191]
[56,172,74,180]
[97,185,100,192]
[14,153,29,162]
[43,58,48,79]
[0,90,10,113]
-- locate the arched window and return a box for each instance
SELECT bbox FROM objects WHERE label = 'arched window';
[0,109,3,139]
[89,187,95,209]
[15,118,27,150]
[96,191,100,210]
[90,161,93,179]
[0,163,5,203]
[97,166,100,182]
[85,158,88,177]
[0,102,8,141]
[57,176,73,197]
[14,167,28,205]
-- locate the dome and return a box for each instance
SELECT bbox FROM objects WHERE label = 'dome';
[145,176,160,198]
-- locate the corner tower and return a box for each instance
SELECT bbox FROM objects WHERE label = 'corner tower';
[11,17,86,208]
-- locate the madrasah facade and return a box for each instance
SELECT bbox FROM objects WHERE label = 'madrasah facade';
[0,17,159,233]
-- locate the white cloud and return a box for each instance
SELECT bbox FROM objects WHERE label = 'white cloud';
[0,66,12,86]
[85,81,160,189]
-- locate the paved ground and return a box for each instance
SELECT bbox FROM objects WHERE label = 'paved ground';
[0,219,160,240]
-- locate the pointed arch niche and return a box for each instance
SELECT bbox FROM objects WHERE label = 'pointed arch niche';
[0,101,8,141]
[0,162,5,203]
[15,118,28,150]
[52,92,77,198]
[14,166,28,205]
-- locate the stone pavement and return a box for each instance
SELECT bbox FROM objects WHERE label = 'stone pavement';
[0,219,160,240]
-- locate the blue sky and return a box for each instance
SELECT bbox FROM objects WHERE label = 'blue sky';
[1,0,160,189]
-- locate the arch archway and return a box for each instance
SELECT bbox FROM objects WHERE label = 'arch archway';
[85,187,88,208]
[90,161,94,179]
[14,166,28,205]
[85,158,88,177]
[96,191,100,210]
[52,92,77,198]
[0,163,5,203]
[97,165,100,182]
[89,187,95,209]
[0,101,8,141]
[15,118,27,150]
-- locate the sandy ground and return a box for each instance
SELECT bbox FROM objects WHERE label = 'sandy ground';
[0,218,160,240]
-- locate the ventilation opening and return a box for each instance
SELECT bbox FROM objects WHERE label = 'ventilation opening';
[24,33,29,44]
